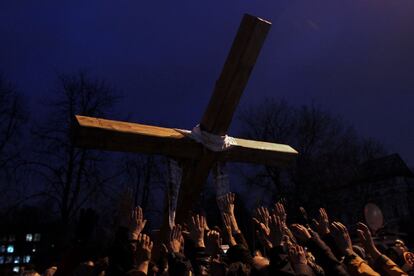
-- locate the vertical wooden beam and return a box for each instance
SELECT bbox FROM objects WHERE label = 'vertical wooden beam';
[157,153,215,246]
[200,14,271,135]
[174,152,216,223]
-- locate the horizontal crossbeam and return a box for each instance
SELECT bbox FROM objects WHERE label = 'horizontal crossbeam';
[73,115,298,166]
[73,115,202,159]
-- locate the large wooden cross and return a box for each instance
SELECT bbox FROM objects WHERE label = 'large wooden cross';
[73,14,298,223]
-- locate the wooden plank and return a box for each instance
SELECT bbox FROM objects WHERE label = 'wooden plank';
[174,152,216,223]
[218,138,298,166]
[73,115,203,159]
[73,115,298,166]
[156,153,216,245]
[200,14,271,135]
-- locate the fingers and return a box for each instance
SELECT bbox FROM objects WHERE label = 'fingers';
[288,245,296,256]
[132,206,145,225]
[254,208,271,226]
[161,243,168,254]
[281,235,292,247]
[330,222,341,236]
[274,202,287,222]
[269,215,284,241]
[195,214,200,228]
[357,222,372,238]
[200,215,206,230]
[291,223,307,232]
[331,221,351,243]
[207,230,220,240]
[255,206,270,225]
[263,207,269,217]
[290,223,311,242]
[320,208,328,221]
[217,193,235,213]
[131,209,134,221]
[137,233,152,250]
[175,224,182,239]
[229,193,235,204]
[357,229,366,243]
[253,216,270,236]
[222,192,234,205]
[331,221,347,234]
[132,206,142,221]
[191,214,206,229]
[171,224,182,241]
[203,216,209,231]
[288,244,306,264]
[143,234,149,247]
[312,219,319,228]
[291,224,301,235]
[357,222,376,251]
[137,206,142,221]
[289,244,299,254]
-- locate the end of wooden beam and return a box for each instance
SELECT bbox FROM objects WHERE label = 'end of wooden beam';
[244,13,272,26]
[71,115,83,147]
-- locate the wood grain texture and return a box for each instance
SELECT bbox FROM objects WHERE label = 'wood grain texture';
[73,115,297,166]
[219,138,298,166]
[200,14,271,135]
[73,115,203,159]
[174,152,216,223]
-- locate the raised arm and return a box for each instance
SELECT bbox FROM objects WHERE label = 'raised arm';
[357,222,408,276]
[127,234,153,276]
[331,222,380,276]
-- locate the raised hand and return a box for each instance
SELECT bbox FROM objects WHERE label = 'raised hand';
[134,233,153,274]
[357,222,381,260]
[274,201,287,224]
[312,208,330,235]
[268,215,285,247]
[253,217,272,249]
[169,224,183,253]
[218,192,241,234]
[288,244,308,266]
[254,206,270,228]
[330,222,353,256]
[217,192,235,215]
[290,224,311,244]
[253,216,270,237]
[129,206,147,240]
[205,230,221,256]
[136,233,153,262]
[189,214,206,248]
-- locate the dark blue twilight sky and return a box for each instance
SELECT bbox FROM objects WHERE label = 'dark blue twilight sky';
[1,1,414,165]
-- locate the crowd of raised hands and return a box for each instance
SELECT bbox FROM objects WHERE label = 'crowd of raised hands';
[43,193,413,276]
[111,193,413,276]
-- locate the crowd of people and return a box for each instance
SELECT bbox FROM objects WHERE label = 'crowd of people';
[13,193,414,276]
